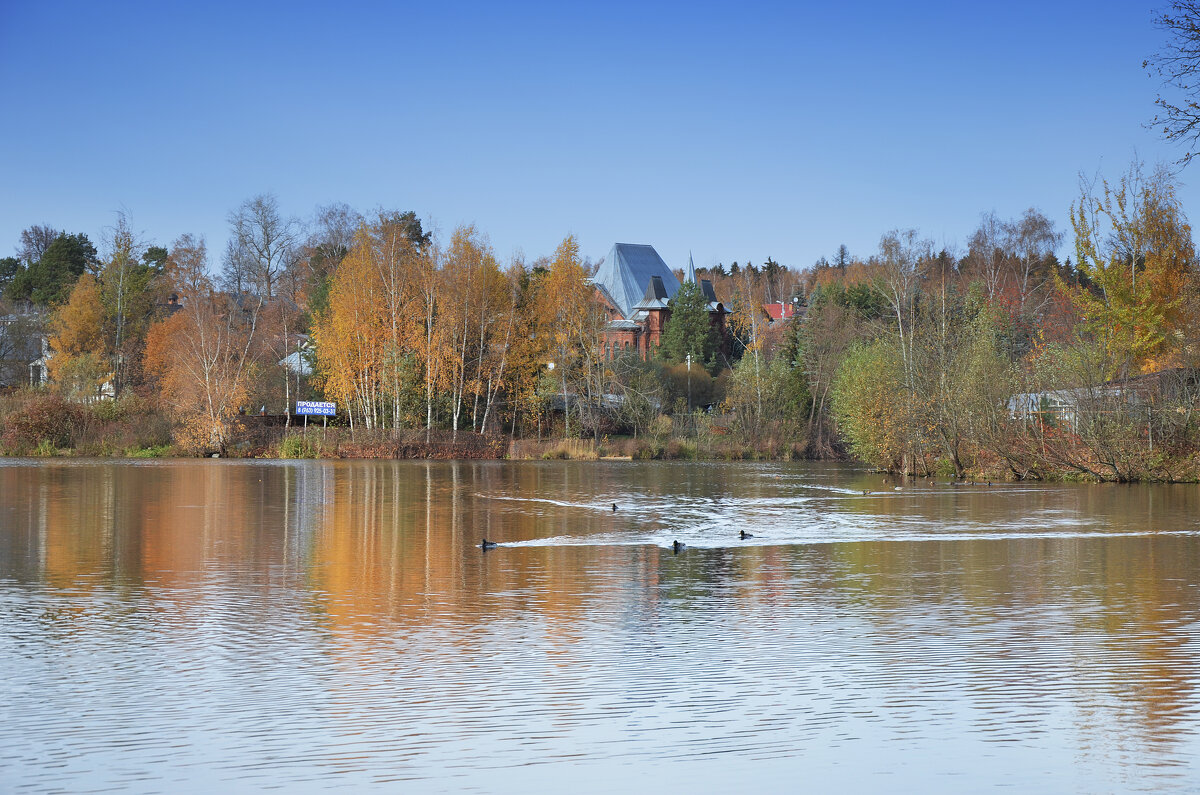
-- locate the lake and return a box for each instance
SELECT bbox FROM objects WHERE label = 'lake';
[1,459,1198,792]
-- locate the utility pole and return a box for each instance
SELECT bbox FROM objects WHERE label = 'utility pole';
[686,352,692,413]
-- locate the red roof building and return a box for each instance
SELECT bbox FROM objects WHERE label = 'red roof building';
[763,302,801,322]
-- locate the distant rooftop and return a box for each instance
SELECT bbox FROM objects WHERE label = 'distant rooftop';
[764,302,800,322]
[632,275,671,318]
[592,243,680,320]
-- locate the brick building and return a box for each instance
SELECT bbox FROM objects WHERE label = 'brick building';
[592,243,727,360]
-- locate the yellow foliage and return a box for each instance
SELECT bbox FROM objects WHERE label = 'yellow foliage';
[47,274,111,396]
[1065,162,1195,374]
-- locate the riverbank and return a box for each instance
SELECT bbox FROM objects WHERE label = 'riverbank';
[0,420,813,463]
[5,391,1199,480]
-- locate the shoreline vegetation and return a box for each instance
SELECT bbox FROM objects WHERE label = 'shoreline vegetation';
[4,161,1200,482]
[3,389,1199,482]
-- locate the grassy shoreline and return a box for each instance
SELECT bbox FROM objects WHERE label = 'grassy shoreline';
[5,432,1200,483]
[4,392,1198,481]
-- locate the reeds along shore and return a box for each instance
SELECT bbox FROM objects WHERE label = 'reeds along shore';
[6,387,1200,484]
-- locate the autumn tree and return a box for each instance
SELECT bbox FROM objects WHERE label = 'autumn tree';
[372,211,426,429]
[98,212,158,394]
[144,236,262,453]
[910,299,1013,477]
[313,229,387,428]
[798,290,857,452]
[499,258,552,437]
[832,340,908,470]
[439,225,515,439]
[159,233,207,296]
[533,236,605,436]
[220,238,254,296]
[473,260,520,435]
[1010,209,1062,317]
[310,211,433,431]
[1066,162,1196,375]
[46,274,109,399]
[725,349,808,442]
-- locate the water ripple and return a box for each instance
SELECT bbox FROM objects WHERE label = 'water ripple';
[0,460,1198,793]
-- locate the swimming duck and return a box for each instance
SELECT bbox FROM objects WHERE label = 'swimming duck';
[739,530,754,539]
[672,540,686,554]
[612,503,618,512]
[479,539,498,550]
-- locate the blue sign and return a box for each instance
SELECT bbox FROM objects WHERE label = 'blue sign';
[296,401,336,416]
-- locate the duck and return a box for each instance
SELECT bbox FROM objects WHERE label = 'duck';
[672,540,686,554]
[739,530,754,540]
[479,539,498,550]
[612,503,618,512]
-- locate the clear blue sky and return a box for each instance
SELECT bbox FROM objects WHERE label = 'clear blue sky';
[0,0,1190,272]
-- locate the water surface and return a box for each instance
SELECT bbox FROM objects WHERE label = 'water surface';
[1,460,1199,792]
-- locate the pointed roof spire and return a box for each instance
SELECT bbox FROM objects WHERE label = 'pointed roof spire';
[685,252,698,284]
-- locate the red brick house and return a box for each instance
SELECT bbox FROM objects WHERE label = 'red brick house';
[592,244,727,360]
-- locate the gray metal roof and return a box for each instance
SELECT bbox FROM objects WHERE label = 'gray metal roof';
[592,243,680,320]
[699,278,722,311]
[594,282,621,315]
[632,275,671,311]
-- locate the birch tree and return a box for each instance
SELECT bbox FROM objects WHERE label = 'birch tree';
[228,194,301,300]
[145,236,262,453]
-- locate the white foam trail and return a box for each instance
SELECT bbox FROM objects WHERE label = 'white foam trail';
[476,494,615,511]
[490,528,1200,550]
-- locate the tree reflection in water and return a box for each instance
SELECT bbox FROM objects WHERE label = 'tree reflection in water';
[1,460,1198,791]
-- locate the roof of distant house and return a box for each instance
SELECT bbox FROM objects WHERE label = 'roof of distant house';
[592,243,680,320]
[632,275,671,318]
[763,302,799,321]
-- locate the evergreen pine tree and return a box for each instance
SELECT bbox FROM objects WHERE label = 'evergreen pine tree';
[657,281,719,370]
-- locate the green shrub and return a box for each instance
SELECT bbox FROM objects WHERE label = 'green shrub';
[32,438,58,457]
[88,399,123,423]
[126,444,171,458]
[649,415,673,439]
[933,457,958,478]
[279,434,318,459]
[831,340,906,470]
